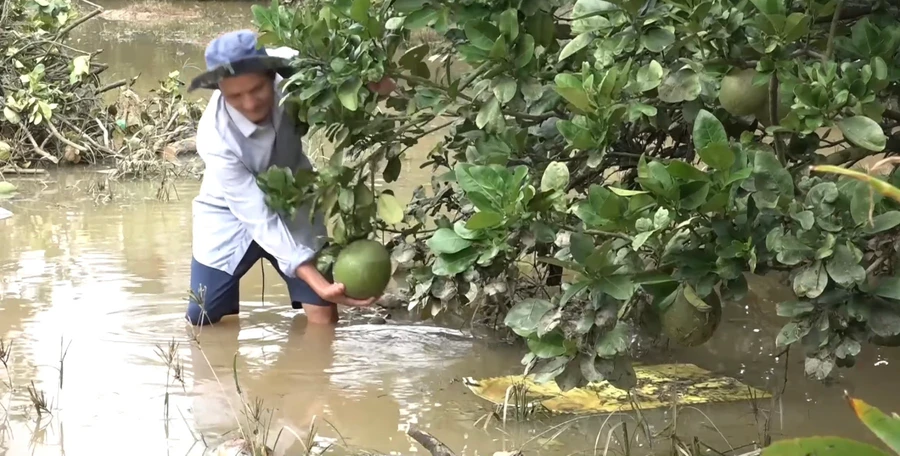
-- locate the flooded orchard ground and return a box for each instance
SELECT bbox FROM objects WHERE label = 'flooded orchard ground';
[1,1,900,455]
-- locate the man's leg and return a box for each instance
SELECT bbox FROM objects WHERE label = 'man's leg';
[186,244,265,326]
[262,253,339,325]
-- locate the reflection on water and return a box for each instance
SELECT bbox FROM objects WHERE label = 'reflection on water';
[2,0,900,454]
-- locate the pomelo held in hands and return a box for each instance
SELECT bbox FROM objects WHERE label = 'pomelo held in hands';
[332,239,392,300]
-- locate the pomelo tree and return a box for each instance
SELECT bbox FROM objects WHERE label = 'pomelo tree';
[251,0,900,387]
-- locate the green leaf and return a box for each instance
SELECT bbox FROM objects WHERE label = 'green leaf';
[498,9,519,41]
[698,143,736,171]
[837,116,886,152]
[385,16,404,29]
[492,76,517,104]
[514,33,535,69]
[570,233,595,265]
[337,77,362,111]
[640,27,674,52]
[557,120,594,149]
[826,243,866,287]
[792,261,828,299]
[667,161,709,182]
[658,68,701,103]
[527,332,568,358]
[0,181,17,194]
[427,228,473,254]
[541,161,570,192]
[760,437,891,456]
[465,20,501,51]
[872,277,900,300]
[383,156,401,183]
[376,193,404,224]
[791,210,815,230]
[848,397,900,455]
[504,298,554,337]
[595,322,629,357]
[635,60,663,93]
[476,97,502,129]
[403,8,438,29]
[559,32,592,61]
[466,211,504,230]
[693,109,728,152]
[350,0,370,24]
[679,181,710,210]
[776,321,811,347]
[560,280,590,307]
[594,275,635,300]
[554,74,593,111]
[432,247,480,276]
[864,211,900,234]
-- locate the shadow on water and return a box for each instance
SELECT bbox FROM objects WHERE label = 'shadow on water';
[2,0,900,454]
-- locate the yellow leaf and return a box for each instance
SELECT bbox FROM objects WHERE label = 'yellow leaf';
[376,193,405,225]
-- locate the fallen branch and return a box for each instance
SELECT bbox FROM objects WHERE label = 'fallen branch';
[406,426,456,456]
[0,167,47,174]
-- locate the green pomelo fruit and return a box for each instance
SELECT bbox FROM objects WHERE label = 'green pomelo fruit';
[718,68,769,117]
[660,286,722,347]
[332,239,392,300]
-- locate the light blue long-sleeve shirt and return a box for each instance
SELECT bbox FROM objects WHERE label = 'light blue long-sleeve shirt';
[191,47,327,279]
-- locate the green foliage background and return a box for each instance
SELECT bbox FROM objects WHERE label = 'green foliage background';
[251,0,900,388]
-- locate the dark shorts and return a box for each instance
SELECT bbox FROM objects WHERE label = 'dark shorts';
[186,241,330,326]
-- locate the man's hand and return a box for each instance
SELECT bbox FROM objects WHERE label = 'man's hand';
[296,262,378,307]
[316,282,378,307]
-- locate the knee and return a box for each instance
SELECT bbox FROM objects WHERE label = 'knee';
[185,301,222,326]
[185,294,237,326]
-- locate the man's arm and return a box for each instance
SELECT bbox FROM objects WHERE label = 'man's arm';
[201,140,316,279]
[198,132,377,307]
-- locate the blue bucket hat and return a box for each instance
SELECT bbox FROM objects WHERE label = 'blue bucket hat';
[188,30,294,92]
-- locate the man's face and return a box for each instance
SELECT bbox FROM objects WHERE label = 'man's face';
[218,72,275,124]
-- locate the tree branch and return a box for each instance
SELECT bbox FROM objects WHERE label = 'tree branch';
[406,427,456,456]
[825,0,845,61]
[769,75,787,166]
[822,147,884,165]
[390,71,555,122]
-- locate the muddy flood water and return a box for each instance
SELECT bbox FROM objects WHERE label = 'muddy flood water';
[2,1,900,455]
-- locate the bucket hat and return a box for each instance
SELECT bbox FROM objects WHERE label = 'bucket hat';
[188,30,294,93]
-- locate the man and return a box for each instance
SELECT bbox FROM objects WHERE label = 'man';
[185,30,394,326]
